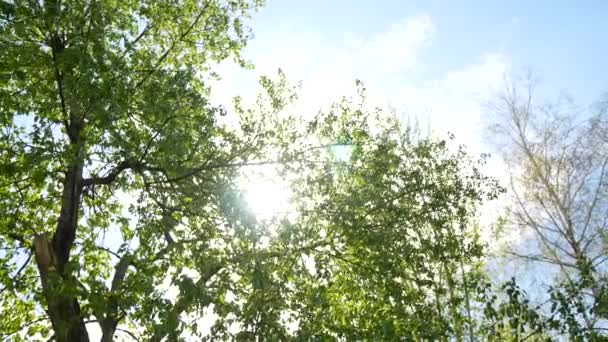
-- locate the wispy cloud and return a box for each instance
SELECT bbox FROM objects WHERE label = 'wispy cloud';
[210,15,435,110]
[355,15,434,74]
[211,14,510,180]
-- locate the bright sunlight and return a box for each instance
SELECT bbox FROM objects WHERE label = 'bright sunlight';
[240,166,294,221]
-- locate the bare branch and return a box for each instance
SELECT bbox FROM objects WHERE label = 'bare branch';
[116,327,141,342]
[506,251,577,269]
[579,158,608,243]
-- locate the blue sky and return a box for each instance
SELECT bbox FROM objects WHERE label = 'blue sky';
[249,0,607,104]
[208,0,608,181]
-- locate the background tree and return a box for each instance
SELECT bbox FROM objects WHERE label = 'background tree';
[488,74,608,336]
[219,93,506,340]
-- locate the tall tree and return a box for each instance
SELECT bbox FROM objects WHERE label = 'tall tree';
[0,0,263,340]
[488,75,608,335]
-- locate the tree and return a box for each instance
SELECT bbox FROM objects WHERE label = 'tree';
[488,74,608,335]
[198,91,506,340]
[1,0,264,340]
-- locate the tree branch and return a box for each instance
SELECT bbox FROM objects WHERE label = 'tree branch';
[99,253,132,342]
[81,160,145,186]
[134,1,210,89]
[116,327,141,342]
[506,251,578,269]
[149,262,222,342]
[0,252,32,296]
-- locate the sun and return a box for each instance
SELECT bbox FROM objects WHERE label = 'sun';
[240,168,293,221]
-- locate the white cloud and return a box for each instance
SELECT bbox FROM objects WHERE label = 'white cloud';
[209,15,435,113]
[400,53,510,154]
[356,15,434,74]
[211,15,508,149]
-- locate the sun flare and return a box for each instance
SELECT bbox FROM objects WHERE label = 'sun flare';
[241,171,293,221]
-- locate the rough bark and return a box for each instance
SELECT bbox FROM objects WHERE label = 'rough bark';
[33,121,89,341]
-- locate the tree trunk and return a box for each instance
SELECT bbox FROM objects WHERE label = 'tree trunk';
[37,7,90,337]
[100,320,117,342]
[34,162,89,341]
